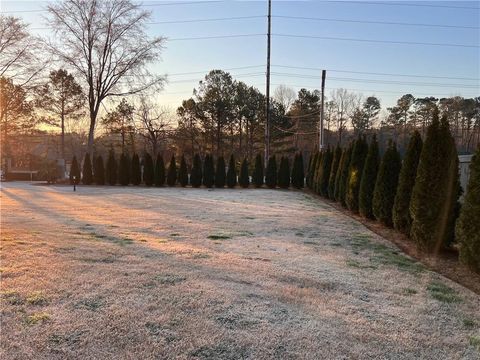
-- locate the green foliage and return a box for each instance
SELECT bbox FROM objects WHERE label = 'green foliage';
[338,143,353,207]
[278,156,290,189]
[456,147,480,273]
[203,154,215,188]
[265,155,277,188]
[307,152,318,189]
[333,148,346,201]
[346,137,368,212]
[319,148,333,197]
[359,135,380,219]
[393,131,423,235]
[373,141,401,227]
[291,153,305,189]
[215,156,226,188]
[154,154,165,187]
[328,145,342,199]
[226,154,237,188]
[106,149,117,185]
[119,153,130,186]
[178,155,189,187]
[410,111,460,252]
[238,158,249,188]
[142,153,154,186]
[94,155,105,185]
[313,152,323,193]
[253,153,264,188]
[190,153,203,187]
[166,155,177,187]
[82,153,93,185]
[130,153,141,185]
[69,155,80,185]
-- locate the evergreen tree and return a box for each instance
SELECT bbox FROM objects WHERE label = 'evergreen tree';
[190,153,203,187]
[393,131,423,235]
[131,153,141,185]
[178,155,189,187]
[456,147,480,273]
[94,155,105,185]
[359,135,380,219]
[338,143,353,207]
[143,153,154,186]
[167,155,177,186]
[328,145,342,199]
[215,156,226,188]
[319,148,333,197]
[372,141,401,226]
[265,155,277,188]
[69,155,80,184]
[226,154,237,188]
[313,152,323,193]
[253,153,264,188]
[106,149,117,185]
[239,158,249,188]
[291,153,305,189]
[82,153,93,185]
[307,152,318,189]
[119,153,130,186]
[154,154,165,187]
[410,111,460,252]
[203,154,215,188]
[278,156,291,189]
[346,137,368,212]
[333,148,346,201]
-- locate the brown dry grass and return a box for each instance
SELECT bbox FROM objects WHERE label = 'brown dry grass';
[1,183,479,359]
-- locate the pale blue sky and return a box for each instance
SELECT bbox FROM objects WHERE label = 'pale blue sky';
[2,1,479,109]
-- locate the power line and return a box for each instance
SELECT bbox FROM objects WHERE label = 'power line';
[149,15,265,25]
[326,1,480,10]
[168,65,265,76]
[168,34,265,41]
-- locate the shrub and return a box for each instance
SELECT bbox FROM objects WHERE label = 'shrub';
[291,153,305,189]
[278,156,290,189]
[372,141,401,227]
[313,152,323,193]
[253,153,264,188]
[178,155,189,187]
[131,153,141,185]
[337,143,353,206]
[203,154,215,188]
[226,154,237,188]
[119,153,130,186]
[346,137,368,212]
[319,148,332,197]
[393,131,423,235]
[82,153,93,185]
[143,153,154,186]
[69,155,80,184]
[215,156,226,188]
[359,135,380,219]
[106,150,117,185]
[239,158,249,188]
[265,155,277,188]
[167,155,177,186]
[94,155,105,185]
[307,152,318,189]
[456,147,480,273]
[154,154,165,187]
[190,153,203,187]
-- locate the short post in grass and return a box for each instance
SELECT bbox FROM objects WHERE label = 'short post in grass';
[73,175,76,192]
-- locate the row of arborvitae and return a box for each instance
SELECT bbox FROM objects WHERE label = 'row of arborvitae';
[69,152,305,189]
[307,109,479,273]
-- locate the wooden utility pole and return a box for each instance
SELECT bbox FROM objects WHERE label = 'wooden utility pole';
[265,0,272,166]
[319,70,326,150]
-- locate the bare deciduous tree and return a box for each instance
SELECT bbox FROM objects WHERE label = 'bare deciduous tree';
[274,84,296,113]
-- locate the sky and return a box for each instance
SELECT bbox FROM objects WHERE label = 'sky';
[2,0,479,111]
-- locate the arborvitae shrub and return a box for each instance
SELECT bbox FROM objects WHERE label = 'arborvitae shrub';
[319,148,333,197]
[203,154,215,188]
[265,155,277,188]
[131,153,141,185]
[190,153,203,187]
[82,153,93,185]
[313,152,323,193]
[393,131,423,235]
[338,143,353,207]
[410,111,460,252]
[226,154,237,188]
[69,155,80,184]
[178,155,189,187]
[154,154,165,187]
[372,141,401,227]
[359,135,380,219]
[167,155,177,186]
[106,150,117,185]
[328,145,342,199]
[119,153,130,186]
[278,156,290,189]
[253,153,263,188]
[239,158,249,188]
[94,155,105,185]
[292,153,305,189]
[307,152,318,189]
[215,156,226,188]
[333,148,346,201]
[456,147,480,273]
[346,137,368,212]
[143,153,154,186]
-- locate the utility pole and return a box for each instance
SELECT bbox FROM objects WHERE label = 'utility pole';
[319,70,326,151]
[265,0,271,166]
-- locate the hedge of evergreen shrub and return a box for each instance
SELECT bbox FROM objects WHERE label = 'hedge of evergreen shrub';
[154,154,165,187]
[328,145,342,199]
[69,155,80,185]
[239,158,249,188]
[106,150,117,185]
[178,155,189,187]
[307,152,318,189]
[94,155,105,185]
[190,154,202,187]
[278,156,290,189]
[119,153,130,186]
[227,154,237,188]
[319,147,332,197]
[265,155,277,188]
[346,137,368,213]
[313,152,323,193]
[291,153,304,189]
[203,154,215,188]
[131,153,141,186]
[253,153,263,188]
[215,156,226,188]
[82,153,93,185]
[143,153,154,186]
[338,143,353,207]
[167,155,177,187]
[359,135,379,219]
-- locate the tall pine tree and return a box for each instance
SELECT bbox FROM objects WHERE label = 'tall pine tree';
[328,145,342,199]
[346,137,368,212]
[178,154,189,187]
[131,153,141,185]
[143,153,154,186]
[265,155,277,188]
[215,156,226,188]
[253,153,263,188]
[167,155,177,187]
[190,153,203,187]
[106,149,117,185]
[203,154,215,188]
[226,154,237,188]
[154,154,165,187]
[359,135,380,219]
[82,153,93,185]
